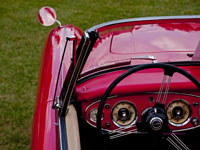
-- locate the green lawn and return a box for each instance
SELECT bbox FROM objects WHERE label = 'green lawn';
[0,0,199,149]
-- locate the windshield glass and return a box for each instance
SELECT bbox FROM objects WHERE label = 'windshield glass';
[111,23,200,54]
[81,18,200,74]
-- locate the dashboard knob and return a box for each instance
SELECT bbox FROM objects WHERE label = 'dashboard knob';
[191,117,199,126]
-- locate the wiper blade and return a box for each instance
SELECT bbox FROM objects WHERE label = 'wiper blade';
[80,60,131,77]
[80,55,157,77]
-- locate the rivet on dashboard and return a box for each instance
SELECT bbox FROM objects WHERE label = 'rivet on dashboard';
[193,102,199,107]
[105,104,110,109]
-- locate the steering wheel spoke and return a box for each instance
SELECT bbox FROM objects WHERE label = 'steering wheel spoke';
[109,127,138,139]
[156,74,172,105]
[165,133,190,150]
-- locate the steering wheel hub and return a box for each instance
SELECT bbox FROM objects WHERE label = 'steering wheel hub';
[150,117,163,131]
[136,103,169,133]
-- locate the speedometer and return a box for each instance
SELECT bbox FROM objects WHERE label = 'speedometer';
[166,99,192,126]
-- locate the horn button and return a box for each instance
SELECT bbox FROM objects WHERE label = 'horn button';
[137,103,169,133]
[150,117,163,131]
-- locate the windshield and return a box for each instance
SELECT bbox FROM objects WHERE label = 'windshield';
[110,23,200,54]
[81,17,200,75]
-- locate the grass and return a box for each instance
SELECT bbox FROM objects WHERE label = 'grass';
[0,0,199,149]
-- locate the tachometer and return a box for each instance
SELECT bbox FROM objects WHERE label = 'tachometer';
[111,101,137,127]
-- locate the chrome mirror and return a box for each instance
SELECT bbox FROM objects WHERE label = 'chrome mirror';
[38,6,61,27]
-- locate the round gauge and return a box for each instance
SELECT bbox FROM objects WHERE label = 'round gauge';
[89,108,103,123]
[112,101,137,127]
[166,99,192,126]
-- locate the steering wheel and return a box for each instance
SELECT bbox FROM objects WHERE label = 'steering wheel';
[97,63,200,150]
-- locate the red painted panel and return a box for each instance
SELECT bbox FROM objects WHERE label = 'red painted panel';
[31,25,83,150]
[75,66,200,102]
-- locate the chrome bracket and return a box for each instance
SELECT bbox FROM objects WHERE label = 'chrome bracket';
[55,96,62,109]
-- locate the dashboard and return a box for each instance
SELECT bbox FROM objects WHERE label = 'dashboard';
[82,92,200,133]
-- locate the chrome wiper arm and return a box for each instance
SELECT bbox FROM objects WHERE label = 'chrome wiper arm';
[80,55,157,77]
[131,55,157,63]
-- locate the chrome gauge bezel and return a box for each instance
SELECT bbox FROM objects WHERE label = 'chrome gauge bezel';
[89,107,103,123]
[111,101,138,128]
[166,99,192,127]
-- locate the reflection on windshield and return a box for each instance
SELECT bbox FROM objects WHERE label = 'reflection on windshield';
[111,23,200,54]
[82,21,200,74]
[192,40,200,61]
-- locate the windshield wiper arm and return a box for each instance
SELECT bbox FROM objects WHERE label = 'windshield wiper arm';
[81,55,157,77]
[131,55,157,63]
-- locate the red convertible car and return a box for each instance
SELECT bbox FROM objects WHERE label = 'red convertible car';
[32,6,200,150]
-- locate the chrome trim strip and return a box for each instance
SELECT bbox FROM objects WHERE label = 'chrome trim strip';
[88,15,200,32]
[84,100,101,114]
[148,91,200,98]
[58,113,68,150]
[58,115,64,150]
[173,125,200,132]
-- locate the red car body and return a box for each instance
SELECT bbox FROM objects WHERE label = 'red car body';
[32,13,200,150]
